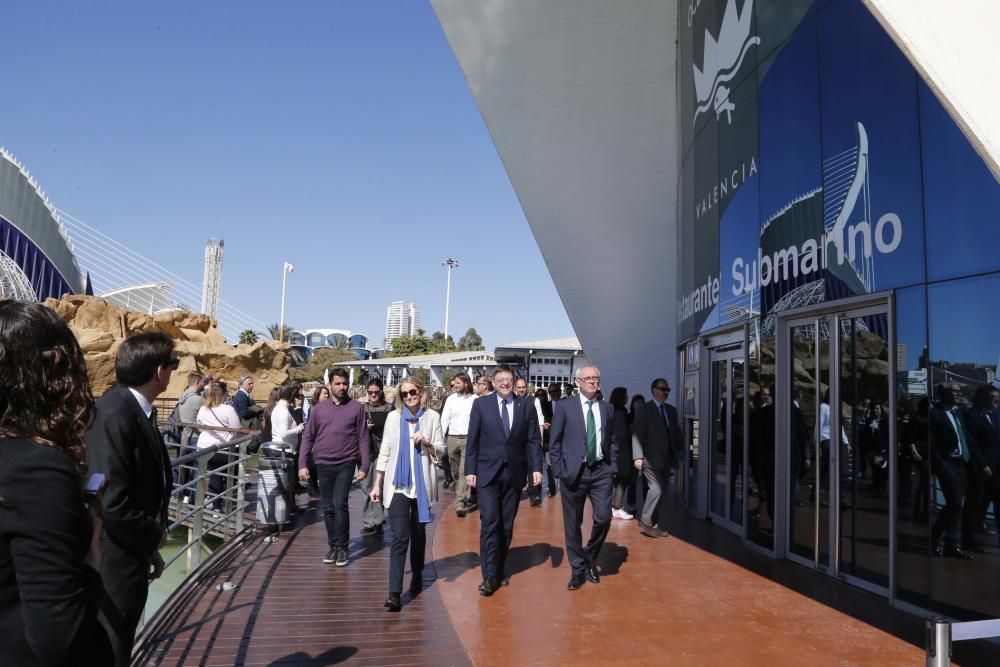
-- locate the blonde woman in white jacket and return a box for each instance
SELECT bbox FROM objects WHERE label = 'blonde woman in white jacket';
[369,376,445,612]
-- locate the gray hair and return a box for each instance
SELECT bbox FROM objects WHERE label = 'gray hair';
[574,365,600,379]
[239,374,253,387]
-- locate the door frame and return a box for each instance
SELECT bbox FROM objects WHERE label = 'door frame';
[698,326,747,534]
[775,291,897,600]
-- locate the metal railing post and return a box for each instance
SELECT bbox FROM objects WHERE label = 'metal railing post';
[926,617,952,667]
[235,440,247,534]
[188,453,209,571]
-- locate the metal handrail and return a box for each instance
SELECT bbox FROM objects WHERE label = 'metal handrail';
[161,428,260,572]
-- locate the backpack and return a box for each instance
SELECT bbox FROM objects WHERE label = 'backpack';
[162,391,197,444]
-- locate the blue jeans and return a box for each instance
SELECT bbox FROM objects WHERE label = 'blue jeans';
[317,462,356,549]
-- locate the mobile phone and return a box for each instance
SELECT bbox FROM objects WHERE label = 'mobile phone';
[84,473,107,506]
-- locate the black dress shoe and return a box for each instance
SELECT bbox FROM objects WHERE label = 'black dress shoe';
[384,594,401,612]
[529,496,542,507]
[479,577,500,596]
[547,490,557,498]
[500,575,510,587]
[933,544,945,558]
[409,576,423,595]
[585,565,600,584]
[944,546,974,560]
[567,573,585,590]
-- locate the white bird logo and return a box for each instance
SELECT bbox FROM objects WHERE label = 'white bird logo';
[692,0,760,125]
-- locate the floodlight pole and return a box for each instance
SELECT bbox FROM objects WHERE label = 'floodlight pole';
[442,258,459,341]
[279,262,294,343]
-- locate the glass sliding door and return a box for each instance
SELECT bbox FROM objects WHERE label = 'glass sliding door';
[782,303,892,595]
[708,347,745,532]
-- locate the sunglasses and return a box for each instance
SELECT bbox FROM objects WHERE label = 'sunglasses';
[399,389,420,398]
[367,390,381,395]
[654,386,670,392]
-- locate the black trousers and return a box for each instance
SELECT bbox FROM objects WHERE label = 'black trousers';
[99,539,152,667]
[932,457,967,547]
[560,460,613,574]
[477,465,521,580]
[317,462,355,549]
[386,495,426,595]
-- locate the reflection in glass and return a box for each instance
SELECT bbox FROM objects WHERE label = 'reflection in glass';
[731,359,745,525]
[838,315,890,589]
[894,286,930,609]
[747,320,775,549]
[928,273,1000,620]
[711,359,728,518]
[788,321,821,564]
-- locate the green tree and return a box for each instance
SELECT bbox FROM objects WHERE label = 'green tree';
[266,322,294,342]
[239,329,259,345]
[430,331,457,353]
[457,327,485,351]
[288,347,357,382]
[387,334,433,357]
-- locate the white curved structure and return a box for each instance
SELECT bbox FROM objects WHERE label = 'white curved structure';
[0,251,36,301]
[101,282,177,314]
[431,0,680,393]
[0,148,85,300]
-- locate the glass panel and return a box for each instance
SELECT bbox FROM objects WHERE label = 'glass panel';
[895,286,930,608]
[788,321,818,563]
[748,319,775,549]
[731,359,746,524]
[838,314,891,588]
[710,359,729,518]
[687,418,700,510]
[928,273,1000,620]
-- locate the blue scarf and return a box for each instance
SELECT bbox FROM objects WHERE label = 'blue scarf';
[393,406,432,523]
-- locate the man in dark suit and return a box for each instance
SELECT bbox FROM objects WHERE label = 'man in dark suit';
[86,333,177,665]
[465,364,542,596]
[929,382,974,560]
[962,384,1000,550]
[231,374,263,425]
[631,377,682,538]
[549,366,618,590]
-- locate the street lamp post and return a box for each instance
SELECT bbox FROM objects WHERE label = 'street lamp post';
[279,261,294,343]
[442,258,459,341]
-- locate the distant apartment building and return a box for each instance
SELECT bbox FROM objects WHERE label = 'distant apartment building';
[384,300,420,349]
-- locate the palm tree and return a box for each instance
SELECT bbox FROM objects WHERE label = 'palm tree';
[239,329,259,345]
[266,322,293,342]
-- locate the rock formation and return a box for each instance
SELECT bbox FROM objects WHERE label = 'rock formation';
[43,295,289,398]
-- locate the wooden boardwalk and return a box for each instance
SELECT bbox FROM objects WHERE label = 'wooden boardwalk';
[138,478,1000,666]
[137,487,471,666]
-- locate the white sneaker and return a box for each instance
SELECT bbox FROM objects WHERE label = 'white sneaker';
[617,508,634,520]
[611,508,625,520]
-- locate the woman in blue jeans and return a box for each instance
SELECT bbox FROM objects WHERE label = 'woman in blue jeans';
[369,376,445,612]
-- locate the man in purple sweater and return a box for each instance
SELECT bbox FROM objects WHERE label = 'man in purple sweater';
[298,369,370,566]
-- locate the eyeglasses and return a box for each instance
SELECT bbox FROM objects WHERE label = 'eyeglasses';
[577,376,600,384]
[654,385,670,392]
[494,377,513,386]
[367,390,381,395]
[399,389,420,398]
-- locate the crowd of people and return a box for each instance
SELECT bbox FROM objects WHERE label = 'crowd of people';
[0,302,707,665]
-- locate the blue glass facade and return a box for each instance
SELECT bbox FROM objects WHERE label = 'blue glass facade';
[678,0,1000,626]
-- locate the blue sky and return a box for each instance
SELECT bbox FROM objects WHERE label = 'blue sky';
[0,2,572,347]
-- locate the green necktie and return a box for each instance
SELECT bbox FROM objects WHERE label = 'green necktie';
[586,400,597,465]
[952,409,970,462]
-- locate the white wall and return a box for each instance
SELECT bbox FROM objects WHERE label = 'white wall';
[430,0,681,396]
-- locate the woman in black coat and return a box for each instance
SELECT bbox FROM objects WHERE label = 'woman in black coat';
[610,387,635,520]
[0,301,113,665]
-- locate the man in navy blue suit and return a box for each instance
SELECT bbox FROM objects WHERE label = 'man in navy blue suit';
[549,365,618,590]
[465,364,542,596]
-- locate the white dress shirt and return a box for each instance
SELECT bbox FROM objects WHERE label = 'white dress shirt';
[496,393,516,429]
[270,399,304,448]
[128,387,153,419]
[441,392,476,436]
[579,394,604,458]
